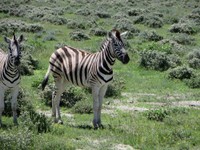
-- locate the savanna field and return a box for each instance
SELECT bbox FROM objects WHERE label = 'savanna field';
[0,0,200,149]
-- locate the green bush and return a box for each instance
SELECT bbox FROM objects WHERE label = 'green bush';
[42,15,68,25]
[146,107,188,122]
[139,50,181,71]
[69,30,90,41]
[0,128,34,150]
[171,33,195,45]
[41,84,87,108]
[95,11,111,18]
[127,8,145,16]
[90,27,107,36]
[169,22,198,34]
[67,20,87,30]
[139,30,163,41]
[185,75,200,88]
[145,15,164,28]
[188,49,200,69]
[72,97,92,114]
[168,66,194,80]
[0,19,43,34]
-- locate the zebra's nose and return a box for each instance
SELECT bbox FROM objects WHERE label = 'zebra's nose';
[14,57,20,66]
[122,54,130,64]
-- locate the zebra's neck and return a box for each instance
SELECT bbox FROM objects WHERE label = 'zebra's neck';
[4,55,19,75]
[99,39,115,66]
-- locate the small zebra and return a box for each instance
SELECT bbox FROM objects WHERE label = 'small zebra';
[0,34,23,126]
[41,29,129,128]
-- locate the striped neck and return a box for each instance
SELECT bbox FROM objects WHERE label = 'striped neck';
[99,39,115,66]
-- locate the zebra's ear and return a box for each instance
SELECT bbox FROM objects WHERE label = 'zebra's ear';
[18,35,24,43]
[120,31,128,38]
[4,37,11,43]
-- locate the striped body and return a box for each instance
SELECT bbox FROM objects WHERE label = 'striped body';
[0,50,20,89]
[42,30,129,128]
[50,40,114,88]
[0,34,23,126]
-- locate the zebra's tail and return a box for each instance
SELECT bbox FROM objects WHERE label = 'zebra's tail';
[41,66,50,91]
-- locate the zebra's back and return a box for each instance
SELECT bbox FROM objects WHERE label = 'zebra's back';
[50,46,95,87]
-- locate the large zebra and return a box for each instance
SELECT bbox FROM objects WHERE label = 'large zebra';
[0,34,23,126]
[41,29,129,128]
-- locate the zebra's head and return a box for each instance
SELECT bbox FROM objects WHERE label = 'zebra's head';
[108,30,130,64]
[4,34,24,66]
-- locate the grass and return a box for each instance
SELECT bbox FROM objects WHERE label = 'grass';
[0,0,200,149]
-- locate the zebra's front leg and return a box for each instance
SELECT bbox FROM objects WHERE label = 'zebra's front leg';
[11,86,19,125]
[0,87,5,127]
[92,86,102,129]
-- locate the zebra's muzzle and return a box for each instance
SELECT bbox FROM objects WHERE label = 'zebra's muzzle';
[14,57,21,66]
[122,54,130,64]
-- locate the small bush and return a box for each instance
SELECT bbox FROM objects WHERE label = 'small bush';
[139,30,163,42]
[188,49,200,69]
[42,15,68,25]
[168,66,194,80]
[185,75,200,88]
[72,97,92,114]
[145,15,164,28]
[41,84,87,108]
[105,76,125,98]
[139,50,180,71]
[0,128,34,150]
[67,20,87,30]
[95,11,111,18]
[128,8,145,16]
[169,22,198,34]
[0,19,43,34]
[69,31,90,41]
[171,33,195,45]
[19,53,39,76]
[146,107,188,122]
[75,7,92,16]
[90,27,107,36]
[113,18,140,36]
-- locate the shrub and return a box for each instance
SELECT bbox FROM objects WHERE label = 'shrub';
[90,27,107,36]
[69,30,90,41]
[42,15,68,25]
[41,84,87,108]
[43,32,57,41]
[139,50,180,71]
[168,66,194,80]
[188,49,200,69]
[185,75,200,88]
[139,30,163,42]
[171,33,195,45]
[75,7,92,16]
[145,15,164,28]
[95,11,111,18]
[169,22,198,34]
[72,97,93,114]
[113,18,140,36]
[105,75,125,98]
[0,128,34,150]
[187,8,200,25]
[146,107,188,122]
[67,20,87,30]
[0,19,43,34]
[127,8,145,16]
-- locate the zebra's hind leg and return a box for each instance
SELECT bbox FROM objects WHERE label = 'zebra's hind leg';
[11,86,19,125]
[52,77,65,124]
[0,87,5,127]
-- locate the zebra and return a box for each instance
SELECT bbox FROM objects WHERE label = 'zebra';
[0,34,23,126]
[41,29,129,129]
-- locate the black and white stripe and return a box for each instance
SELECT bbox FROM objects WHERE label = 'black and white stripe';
[0,34,23,126]
[42,29,129,128]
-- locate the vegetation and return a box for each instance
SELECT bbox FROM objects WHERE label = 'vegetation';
[0,0,200,149]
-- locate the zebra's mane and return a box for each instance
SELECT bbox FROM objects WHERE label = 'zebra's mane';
[99,38,110,52]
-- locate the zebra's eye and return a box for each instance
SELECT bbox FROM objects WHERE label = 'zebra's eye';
[113,43,118,47]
